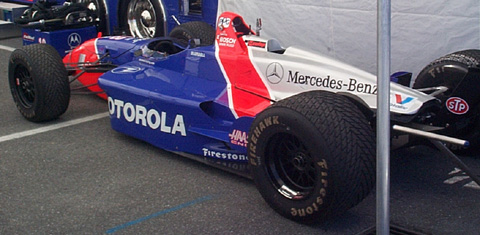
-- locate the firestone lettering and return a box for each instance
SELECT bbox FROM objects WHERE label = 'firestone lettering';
[287,70,377,95]
[202,148,247,161]
[290,159,329,217]
[108,97,186,136]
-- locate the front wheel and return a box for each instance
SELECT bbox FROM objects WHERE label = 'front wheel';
[248,91,376,223]
[8,44,70,122]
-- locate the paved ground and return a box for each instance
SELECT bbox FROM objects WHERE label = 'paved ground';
[0,37,479,234]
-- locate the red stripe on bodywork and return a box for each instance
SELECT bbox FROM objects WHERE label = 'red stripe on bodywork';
[395,94,402,104]
[63,38,106,99]
[216,12,271,117]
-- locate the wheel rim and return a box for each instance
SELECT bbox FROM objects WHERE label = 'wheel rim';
[265,133,317,200]
[127,0,156,38]
[13,64,35,108]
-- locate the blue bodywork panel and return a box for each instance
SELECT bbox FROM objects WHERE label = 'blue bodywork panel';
[22,26,97,57]
[97,37,253,167]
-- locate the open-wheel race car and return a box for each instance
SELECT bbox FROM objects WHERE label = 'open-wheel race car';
[8,11,480,223]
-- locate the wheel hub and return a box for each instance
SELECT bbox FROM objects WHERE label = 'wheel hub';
[127,0,157,38]
[14,67,35,107]
[264,133,317,199]
[292,153,307,171]
[140,10,153,26]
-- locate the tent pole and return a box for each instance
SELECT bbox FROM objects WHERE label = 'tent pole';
[377,0,391,234]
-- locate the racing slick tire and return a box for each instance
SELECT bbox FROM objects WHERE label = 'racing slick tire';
[8,44,70,122]
[169,21,215,46]
[413,49,480,154]
[247,91,376,223]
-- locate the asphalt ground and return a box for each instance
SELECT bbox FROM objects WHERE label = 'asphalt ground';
[0,37,479,234]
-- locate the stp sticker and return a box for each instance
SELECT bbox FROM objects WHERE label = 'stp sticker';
[446,97,469,115]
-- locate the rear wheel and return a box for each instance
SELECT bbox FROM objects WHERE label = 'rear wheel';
[125,0,165,38]
[414,50,480,94]
[248,91,375,223]
[84,0,107,34]
[413,50,480,153]
[8,44,70,122]
[169,21,215,46]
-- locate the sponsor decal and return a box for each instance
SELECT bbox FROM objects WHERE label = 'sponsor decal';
[287,70,377,95]
[22,33,35,42]
[103,36,146,44]
[395,94,414,104]
[107,36,130,40]
[446,97,469,115]
[247,40,266,48]
[391,94,415,110]
[190,51,205,57]
[266,62,284,84]
[38,38,46,44]
[202,148,247,161]
[138,58,155,65]
[108,97,186,136]
[218,17,231,30]
[229,129,248,147]
[68,33,82,48]
[217,36,236,47]
[111,66,143,74]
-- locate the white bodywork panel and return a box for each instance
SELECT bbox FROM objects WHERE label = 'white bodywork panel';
[243,35,435,115]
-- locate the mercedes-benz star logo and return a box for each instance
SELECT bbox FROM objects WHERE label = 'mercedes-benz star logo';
[266,62,284,84]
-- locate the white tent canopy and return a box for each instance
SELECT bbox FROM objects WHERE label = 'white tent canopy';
[218,0,480,78]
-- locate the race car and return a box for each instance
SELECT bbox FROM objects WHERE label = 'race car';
[8,11,480,223]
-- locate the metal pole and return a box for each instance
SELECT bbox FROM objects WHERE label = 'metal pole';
[377,0,391,234]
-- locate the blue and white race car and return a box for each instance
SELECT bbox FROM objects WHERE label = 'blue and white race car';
[8,11,480,223]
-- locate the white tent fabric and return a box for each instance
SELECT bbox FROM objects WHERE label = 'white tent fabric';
[217,0,480,79]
